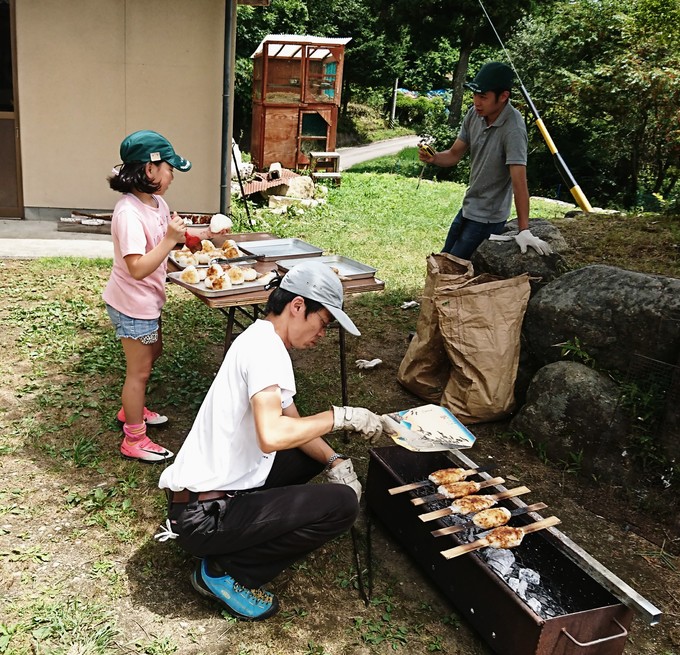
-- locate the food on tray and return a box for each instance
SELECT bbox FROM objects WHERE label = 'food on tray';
[429,468,472,485]
[181,214,211,225]
[241,266,258,282]
[210,213,233,232]
[205,270,230,290]
[180,265,201,284]
[222,239,240,259]
[227,266,245,285]
[176,252,198,267]
[437,480,480,499]
[471,507,512,530]
[171,238,244,268]
[450,495,497,515]
[206,263,223,279]
[258,270,277,285]
[485,525,525,549]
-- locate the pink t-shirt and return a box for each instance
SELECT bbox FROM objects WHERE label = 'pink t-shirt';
[102,193,170,319]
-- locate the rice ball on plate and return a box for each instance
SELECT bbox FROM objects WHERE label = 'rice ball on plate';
[180,265,201,284]
[210,213,232,233]
[241,266,258,282]
[228,266,245,285]
[206,274,232,290]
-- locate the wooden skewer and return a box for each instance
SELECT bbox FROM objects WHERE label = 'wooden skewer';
[439,516,561,560]
[418,486,531,523]
[411,477,505,506]
[387,466,490,495]
[430,502,548,537]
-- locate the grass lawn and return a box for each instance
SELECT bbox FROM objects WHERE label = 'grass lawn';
[1,150,677,654]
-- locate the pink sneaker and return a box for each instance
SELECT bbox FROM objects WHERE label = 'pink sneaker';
[120,435,174,463]
[117,407,169,427]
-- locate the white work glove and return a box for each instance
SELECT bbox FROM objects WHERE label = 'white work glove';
[355,358,382,370]
[332,406,383,443]
[325,458,362,501]
[512,229,553,255]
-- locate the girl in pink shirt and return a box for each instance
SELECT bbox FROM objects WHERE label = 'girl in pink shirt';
[103,130,191,463]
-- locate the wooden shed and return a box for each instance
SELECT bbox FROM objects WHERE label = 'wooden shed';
[250,34,350,171]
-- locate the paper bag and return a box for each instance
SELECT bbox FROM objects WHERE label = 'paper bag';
[437,273,531,424]
[397,254,474,403]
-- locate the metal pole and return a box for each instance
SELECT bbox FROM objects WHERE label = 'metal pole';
[389,77,398,129]
[220,0,238,215]
[476,0,593,213]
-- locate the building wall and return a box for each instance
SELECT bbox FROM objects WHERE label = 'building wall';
[15,0,225,216]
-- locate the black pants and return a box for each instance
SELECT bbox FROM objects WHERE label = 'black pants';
[168,449,359,588]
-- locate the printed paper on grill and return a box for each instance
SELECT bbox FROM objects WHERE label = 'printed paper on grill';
[381,404,476,451]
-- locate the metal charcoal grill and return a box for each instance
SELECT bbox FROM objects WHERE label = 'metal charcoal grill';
[366,446,661,655]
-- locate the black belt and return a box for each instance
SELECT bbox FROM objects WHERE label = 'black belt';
[169,489,236,505]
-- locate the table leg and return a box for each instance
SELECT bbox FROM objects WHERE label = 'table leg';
[224,306,236,357]
[339,326,348,406]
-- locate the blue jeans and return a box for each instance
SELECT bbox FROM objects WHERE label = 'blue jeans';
[105,304,159,343]
[442,209,507,260]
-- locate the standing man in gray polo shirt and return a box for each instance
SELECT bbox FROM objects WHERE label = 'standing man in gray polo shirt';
[419,61,552,259]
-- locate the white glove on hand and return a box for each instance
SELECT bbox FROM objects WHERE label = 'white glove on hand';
[325,458,362,501]
[513,229,553,256]
[332,406,383,443]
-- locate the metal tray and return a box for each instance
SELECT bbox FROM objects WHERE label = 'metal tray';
[276,255,377,280]
[167,270,274,298]
[237,238,323,261]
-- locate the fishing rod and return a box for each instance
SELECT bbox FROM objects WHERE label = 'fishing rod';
[477,0,593,213]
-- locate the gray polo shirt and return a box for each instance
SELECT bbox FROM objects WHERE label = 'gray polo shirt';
[458,100,528,223]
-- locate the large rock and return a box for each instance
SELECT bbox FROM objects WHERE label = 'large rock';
[523,265,680,374]
[510,361,632,481]
[472,219,569,293]
[285,175,316,199]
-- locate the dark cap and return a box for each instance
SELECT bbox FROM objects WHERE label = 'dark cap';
[280,260,360,336]
[120,130,191,172]
[464,62,514,94]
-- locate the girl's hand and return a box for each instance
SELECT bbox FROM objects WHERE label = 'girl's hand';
[167,212,186,243]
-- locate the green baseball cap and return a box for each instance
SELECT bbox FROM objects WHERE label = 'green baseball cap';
[120,130,191,171]
[464,62,514,94]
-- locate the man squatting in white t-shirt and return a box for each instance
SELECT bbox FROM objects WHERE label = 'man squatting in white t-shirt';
[159,260,384,621]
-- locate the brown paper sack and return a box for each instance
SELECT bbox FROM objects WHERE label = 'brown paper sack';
[397,253,474,403]
[437,273,531,424]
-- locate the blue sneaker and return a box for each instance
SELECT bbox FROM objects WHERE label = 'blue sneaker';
[190,560,279,621]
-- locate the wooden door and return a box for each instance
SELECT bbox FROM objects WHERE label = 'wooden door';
[0,0,22,217]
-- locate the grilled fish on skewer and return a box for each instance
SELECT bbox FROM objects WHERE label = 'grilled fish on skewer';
[486,525,524,549]
[472,507,512,530]
[430,502,548,537]
[388,465,494,495]
[429,467,477,485]
[411,476,505,506]
[440,516,561,560]
[418,486,531,522]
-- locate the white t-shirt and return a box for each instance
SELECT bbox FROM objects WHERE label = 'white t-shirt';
[159,320,296,492]
[102,193,170,318]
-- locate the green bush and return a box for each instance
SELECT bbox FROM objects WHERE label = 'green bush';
[394,93,446,130]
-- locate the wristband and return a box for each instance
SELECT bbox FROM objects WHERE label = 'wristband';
[326,453,347,470]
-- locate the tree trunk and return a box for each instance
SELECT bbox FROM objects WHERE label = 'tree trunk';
[448,26,476,128]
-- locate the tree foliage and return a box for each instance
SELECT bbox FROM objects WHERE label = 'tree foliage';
[509,0,680,209]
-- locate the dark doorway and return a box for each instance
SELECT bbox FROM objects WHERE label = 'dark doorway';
[0,0,23,218]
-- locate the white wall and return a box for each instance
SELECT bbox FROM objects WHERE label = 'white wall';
[16,0,225,215]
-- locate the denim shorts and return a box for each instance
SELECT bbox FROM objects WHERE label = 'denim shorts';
[105,304,159,344]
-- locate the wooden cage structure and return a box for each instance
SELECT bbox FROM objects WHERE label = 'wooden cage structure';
[250,34,350,171]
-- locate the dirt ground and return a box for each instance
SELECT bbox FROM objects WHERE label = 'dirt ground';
[0,212,679,654]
